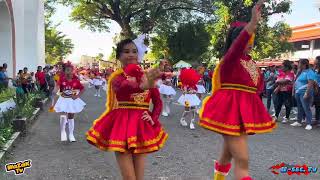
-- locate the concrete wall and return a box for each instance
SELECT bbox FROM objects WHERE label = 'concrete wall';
[0,1,13,77]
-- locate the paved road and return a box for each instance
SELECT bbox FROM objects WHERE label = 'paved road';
[1,84,320,180]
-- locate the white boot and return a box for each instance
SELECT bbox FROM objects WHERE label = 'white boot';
[165,102,170,115]
[180,118,188,127]
[68,119,76,142]
[60,115,68,141]
[190,119,195,129]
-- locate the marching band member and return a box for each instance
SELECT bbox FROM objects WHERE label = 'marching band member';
[54,62,86,142]
[199,1,276,179]
[92,73,104,97]
[86,37,168,180]
[177,68,201,129]
[159,64,176,116]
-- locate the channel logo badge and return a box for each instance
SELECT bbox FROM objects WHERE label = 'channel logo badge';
[5,159,32,175]
[270,162,318,176]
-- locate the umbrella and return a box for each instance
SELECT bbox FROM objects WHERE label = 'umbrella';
[173,60,192,68]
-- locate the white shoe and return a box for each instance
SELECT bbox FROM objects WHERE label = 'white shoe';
[94,94,97,97]
[290,122,302,127]
[196,109,200,114]
[305,125,312,130]
[190,119,195,129]
[282,118,288,123]
[60,116,68,141]
[290,118,296,121]
[180,118,188,127]
[162,112,168,117]
[98,94,101,97]
[68,119,76,142]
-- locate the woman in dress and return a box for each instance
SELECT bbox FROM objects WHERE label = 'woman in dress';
[199,1,276,179]
[178,68,201,130]
[53,62,86,142]
[86,39,168,179]
[159,64,176,116]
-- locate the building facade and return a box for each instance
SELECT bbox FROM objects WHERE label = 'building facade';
[0,0,45,78]
[287,22,320,61]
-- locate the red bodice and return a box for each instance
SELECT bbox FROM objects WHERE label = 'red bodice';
[220,30,264,93]
[58,75,84,95]
[112,73,162,121]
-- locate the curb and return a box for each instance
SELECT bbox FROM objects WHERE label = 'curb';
[0,97,49,162]
[0,132,21,161]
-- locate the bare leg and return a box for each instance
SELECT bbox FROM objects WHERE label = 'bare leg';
[115,152,136,180]
[224,135,249,180]
[133,154,147,180]
[180,108,188,127]
[219,136,233,165]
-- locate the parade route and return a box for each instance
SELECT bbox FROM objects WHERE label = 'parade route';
[1,84,320,180]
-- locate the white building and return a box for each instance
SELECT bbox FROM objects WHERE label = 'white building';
[287,22,320,61]
[0,0,45,78]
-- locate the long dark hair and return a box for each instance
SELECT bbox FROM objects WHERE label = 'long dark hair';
[282,60,293,71]
[115,39,136,59]
[223,26,245,55]
[296,58,310,79]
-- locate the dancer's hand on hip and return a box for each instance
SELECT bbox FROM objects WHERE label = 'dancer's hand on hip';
[142,111,155,126]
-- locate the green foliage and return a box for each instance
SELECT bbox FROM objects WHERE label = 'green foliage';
[0,88,15,104]
[167,22,210,64]
[57,0,212,38]
[0,125,13,148]
[206,0,292,60]
[45,0,74,65]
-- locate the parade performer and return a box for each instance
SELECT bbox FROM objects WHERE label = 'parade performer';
[88,71,95,88]
[49,63,65,112]
[92,74,104,97]
[178,68,201,130]
[199,1,276,179]
[159,64,176,117]
[196,68,206,114]
[53,62,86,142]
[86,38,168,180]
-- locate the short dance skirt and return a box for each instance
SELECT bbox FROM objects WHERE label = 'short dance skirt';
[54,96,86,113]
[199,89,276,136]
[86,108,168,154]
[159,84,176,96]
[178,94,201,107]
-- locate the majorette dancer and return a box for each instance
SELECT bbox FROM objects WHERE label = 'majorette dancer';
[53,62,86,142]
[199,1,276,179]
[159,64,176,117]
[92,73,104,97]
[86,36,168,179]
[88,71,95,88]
[196,67,206,114]
[177,68,201,129]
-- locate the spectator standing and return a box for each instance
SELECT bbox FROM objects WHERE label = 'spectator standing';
[273,60,295,123]
[264,65,277,113]
[35,66,47,93]
[291,59,316,130]
[313,56,320,126]
[21,67,31,93]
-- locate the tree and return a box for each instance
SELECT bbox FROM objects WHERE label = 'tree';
[56,0,213,38]
[167,22,210,64]
[45,0,74,64]
[206,0,292,60]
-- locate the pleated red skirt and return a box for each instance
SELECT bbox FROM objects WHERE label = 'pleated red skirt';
[87,108,168,154]
[199,89,276,136]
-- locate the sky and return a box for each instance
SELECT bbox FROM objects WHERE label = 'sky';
[51,0,320,63]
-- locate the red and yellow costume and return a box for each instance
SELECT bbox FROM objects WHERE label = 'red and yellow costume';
[86,68,168,153]
[199,30,276,136]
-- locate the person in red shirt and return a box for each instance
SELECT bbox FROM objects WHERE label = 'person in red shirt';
[53,62,85,142]
[35,66,47,94]
[199,1,276,180]
[86,39,167,180]
[273,60,295,123]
